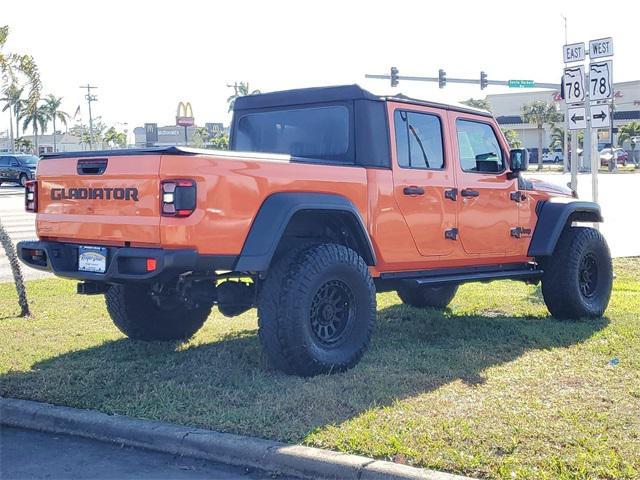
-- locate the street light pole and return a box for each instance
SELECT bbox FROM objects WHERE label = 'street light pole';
[80,84,98,150]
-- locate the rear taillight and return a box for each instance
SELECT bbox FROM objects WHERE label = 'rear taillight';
[25,180,38,212]
[161,179,196,217]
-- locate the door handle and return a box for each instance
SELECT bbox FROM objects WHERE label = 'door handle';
[460,189,479,197]
[403,186,425,196]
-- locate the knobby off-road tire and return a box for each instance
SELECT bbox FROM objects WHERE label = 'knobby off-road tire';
[258,243,376,376]
[105,283,212,341]
[541,226,612,319]
[397,283,458,309]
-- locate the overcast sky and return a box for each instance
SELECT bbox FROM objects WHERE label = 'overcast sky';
[2,0,637,138]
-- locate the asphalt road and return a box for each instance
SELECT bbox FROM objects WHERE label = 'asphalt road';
[0,426,294,480]
[0,172,637,282]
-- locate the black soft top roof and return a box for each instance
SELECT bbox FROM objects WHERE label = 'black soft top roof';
[233,84,381,110]
[233,84,491,117]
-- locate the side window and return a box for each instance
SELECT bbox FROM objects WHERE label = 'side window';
[10,157,20,166]
[0,156,9,167]
[456,120,505,173]
[394,110,444,169]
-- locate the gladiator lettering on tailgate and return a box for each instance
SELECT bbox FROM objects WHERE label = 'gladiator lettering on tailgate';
[50,187,139,201]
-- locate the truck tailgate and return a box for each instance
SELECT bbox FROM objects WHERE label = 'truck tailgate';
[35,155,161,246]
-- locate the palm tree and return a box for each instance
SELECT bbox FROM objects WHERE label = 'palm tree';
[103,126,126,148]
[15,137,32,152]
[0,219,30,316]
[549,125,564,150]
[43,94,70,152]
[0,25,38,316]
[460,98,491,112]
[0,25,41,153]
[501,128,523,148]
[1,84,26,150]
[227,82,261,112]
[521,101,562,170]
[20,102,49,155]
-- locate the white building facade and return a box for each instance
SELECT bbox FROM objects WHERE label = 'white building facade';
[487,80,640,151]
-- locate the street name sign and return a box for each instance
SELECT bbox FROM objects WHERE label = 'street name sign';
[590,105,610,128]
[568,106,587,130]
[563,42,585,63]
[589,37,614,59]
[589,60,613,101]
[563,66,585,104]
[508,79,535,88]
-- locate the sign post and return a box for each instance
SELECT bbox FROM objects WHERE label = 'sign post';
[563,64,586,191]
[562,37,613,202]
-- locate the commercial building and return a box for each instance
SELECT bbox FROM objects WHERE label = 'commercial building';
[0,133,83,154]
[133,122,227,147]
[487,80,640,152]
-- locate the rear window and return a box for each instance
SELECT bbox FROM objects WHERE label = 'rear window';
[235,106,350,162]
[19,155,38,166]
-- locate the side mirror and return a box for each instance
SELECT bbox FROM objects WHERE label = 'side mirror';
[509,148,529,173]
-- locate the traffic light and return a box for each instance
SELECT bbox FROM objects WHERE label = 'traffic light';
[390,67,399,87]
[480,71,488,90]
[438,69,446,89]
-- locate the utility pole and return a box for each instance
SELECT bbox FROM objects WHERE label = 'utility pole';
[80,84,98,150]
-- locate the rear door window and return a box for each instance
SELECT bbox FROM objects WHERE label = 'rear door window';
[0,156,10,167]
[456,120,505,173]
[394,110,444,169]
[235,106,350,162]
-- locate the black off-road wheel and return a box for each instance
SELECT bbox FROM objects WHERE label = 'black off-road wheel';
[105,282,212,341]
[258,243,376,376]
[541,226,612,319]
[397,283,458,309]
[19,174,27,187]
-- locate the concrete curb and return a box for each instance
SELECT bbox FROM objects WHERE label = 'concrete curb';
[1,397,473,480]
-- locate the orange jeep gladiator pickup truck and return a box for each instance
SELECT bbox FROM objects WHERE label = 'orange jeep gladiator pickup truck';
[18,85,612,376]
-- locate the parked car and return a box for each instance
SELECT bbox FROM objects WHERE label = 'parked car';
[18,85,612,377]
[599,148,628,166]
[542,148,563,163]
[0,153,39,187]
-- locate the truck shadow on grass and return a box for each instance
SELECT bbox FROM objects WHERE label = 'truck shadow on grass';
[0,304,608,443]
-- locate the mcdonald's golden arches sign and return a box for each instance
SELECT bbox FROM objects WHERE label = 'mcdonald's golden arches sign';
[176,101,194,127]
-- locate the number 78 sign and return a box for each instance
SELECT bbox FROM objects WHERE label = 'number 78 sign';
[589,60,613,101]
[563,66,585,104]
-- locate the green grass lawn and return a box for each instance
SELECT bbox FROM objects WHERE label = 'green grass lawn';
[1,259,639,480]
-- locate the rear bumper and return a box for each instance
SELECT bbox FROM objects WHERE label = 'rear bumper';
[17,240,236,283]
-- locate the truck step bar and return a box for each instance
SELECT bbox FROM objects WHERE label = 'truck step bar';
[375,263,543,291]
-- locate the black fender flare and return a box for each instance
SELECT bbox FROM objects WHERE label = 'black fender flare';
[235,192,376,272]
[528,198,603,257]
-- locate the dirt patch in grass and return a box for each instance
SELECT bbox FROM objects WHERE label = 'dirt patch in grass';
[1,259,639,479]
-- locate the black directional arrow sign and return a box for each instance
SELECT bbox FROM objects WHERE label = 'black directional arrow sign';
[591,106,610,128]
[568,106,587,130]
[593,110,607,120]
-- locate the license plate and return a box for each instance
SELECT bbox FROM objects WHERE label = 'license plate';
[78,246,108,273]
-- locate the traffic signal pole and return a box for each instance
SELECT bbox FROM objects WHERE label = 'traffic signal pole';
[365,72,559,90]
